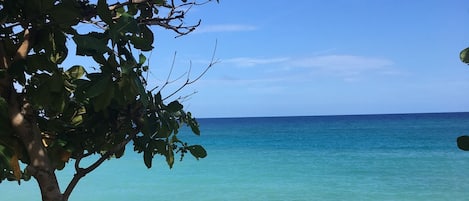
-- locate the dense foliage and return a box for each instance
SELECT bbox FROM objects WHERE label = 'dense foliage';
[0,0,215,200]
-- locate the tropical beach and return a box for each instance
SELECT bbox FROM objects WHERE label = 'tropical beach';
[1,1,469,200]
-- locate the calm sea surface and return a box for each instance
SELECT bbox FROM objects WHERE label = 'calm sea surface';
[2,112,469,200]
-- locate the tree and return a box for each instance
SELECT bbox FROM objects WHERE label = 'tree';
[458,48,469,151]
[0,0,216,200]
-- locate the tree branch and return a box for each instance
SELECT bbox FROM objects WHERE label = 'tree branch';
[62,129,139,201]
[162,40,218,100]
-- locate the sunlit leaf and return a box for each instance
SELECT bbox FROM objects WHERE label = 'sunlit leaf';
[66,65,86,80]
[166,149,174,168]
[460,48,469,64]
[138,53,146,65]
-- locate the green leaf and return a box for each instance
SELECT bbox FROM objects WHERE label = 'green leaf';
[155,125,171,138]
[73,33,110,56]
[71,115,83,126]
[49,1,81,27]
[188,145,207,160]
[132,73,149,107]
[97,0,113,25]
[138,53,146,65]
[167,101,183,112]
[26,54,56,73]
[137,25,154,51]
[114,147,125,159]
[8,60,26,85]
[66,65,86,80]
[153,140,166,155]
[457,136,469,151]
[189,119,200,136]
[0,144,19,182]
[460,48,469,64]
[166,149,174,168]
[143,150,152,168]
[48,73,64,93]
[49,29,68,64]
[142,113,159,136]
[92,81,115,111]
[86,75,111,98]
[110,13,139,42]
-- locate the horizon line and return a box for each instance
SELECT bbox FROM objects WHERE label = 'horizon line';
[197,111,469,119]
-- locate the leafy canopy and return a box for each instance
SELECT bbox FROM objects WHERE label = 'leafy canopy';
[0,0,212,187]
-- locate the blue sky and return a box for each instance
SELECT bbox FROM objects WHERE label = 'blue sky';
[139,0,469,118]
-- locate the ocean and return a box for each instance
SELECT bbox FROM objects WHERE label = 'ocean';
[2,112,469,200]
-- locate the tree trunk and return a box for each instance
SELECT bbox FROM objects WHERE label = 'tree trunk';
[0,29,64,201]
[9,97,63,201]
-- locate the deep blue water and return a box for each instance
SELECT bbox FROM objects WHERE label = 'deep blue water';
[2,112,469,200]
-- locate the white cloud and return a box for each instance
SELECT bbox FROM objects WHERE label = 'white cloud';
[223,57,290,67]
[293,55,392,72]
[195,24,258,33]
[218,54,399,82]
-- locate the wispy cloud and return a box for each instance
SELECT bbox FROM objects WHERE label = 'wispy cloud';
[195,24,258,33]
[219,54,399,82]
[223,57,290,67]
[291,55,394,76]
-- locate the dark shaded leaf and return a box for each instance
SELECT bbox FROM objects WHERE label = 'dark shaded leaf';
[155,125,171,138]
[97,0,113,24]
[73,33,110,56]
[189,120,200,135]
[130,29,154,51]
[86,75,111,98]
[0,97,11,136]
[167,101,183,112]
[188,145,207,160]
[49,1,81,27]
[92,81,115,111]
[142,113,159,136]
[48,73,64,93]
[110,13,139,42]
[8,60,26,85]
[143,150,152,168]
[457,136,469,151]
[132,72,148,107]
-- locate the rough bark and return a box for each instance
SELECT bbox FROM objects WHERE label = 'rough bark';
[0,29,63,201]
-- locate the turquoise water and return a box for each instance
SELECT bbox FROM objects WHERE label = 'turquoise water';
[2,113,469,200]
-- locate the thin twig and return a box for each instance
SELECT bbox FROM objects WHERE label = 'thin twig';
[162,40,218,101]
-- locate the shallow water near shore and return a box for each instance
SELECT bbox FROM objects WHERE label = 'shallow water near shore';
[2,112,469,200]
